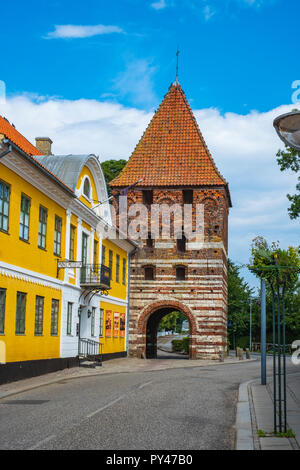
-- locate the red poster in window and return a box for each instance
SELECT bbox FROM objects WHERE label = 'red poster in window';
[105,310,112,337]
[113,312,119,337]
[120,313,126,338]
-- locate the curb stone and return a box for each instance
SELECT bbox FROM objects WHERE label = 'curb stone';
[235,379,256,450]
[236,375,300,451]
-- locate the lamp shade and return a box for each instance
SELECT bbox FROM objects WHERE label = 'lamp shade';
[273,111,300,151]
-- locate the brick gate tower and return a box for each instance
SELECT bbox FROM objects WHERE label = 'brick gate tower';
[110,82,232,360]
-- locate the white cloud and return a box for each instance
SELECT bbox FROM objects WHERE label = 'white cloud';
[203,4,216,21]
[45,24,123,39]
[151,0,167,10]
[113,59,158,108]
[0,94,298,287]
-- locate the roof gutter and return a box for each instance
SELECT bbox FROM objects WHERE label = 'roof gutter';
[2,138,75,197]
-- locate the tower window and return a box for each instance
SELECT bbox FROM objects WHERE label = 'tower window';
[177,233,186,252]
[176,266,186,281]
[146,232,153,248]
[144,266,154,281]
[183,190,193,204]
[142,190,153,205]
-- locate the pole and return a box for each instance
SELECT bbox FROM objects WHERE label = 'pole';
[261,278,267,385]
[282,285,287,432]
[249,298,252,351]
[272,289,277,433]
[276,285,282,432]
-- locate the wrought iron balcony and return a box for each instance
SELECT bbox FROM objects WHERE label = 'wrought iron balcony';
[80,264,111,290]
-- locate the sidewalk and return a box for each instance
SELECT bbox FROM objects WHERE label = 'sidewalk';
[237,372,300,450]
[0,354,256,400]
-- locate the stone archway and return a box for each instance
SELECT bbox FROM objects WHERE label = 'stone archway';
[130,300,197,360]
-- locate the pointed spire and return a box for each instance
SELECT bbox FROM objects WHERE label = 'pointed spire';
[111,82,229,190]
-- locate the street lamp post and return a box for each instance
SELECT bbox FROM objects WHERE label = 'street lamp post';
[272,111,300,432]
[249,297,252,352]
[273,110,300,150]
[261,279,267,386]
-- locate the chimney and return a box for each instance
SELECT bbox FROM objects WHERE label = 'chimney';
[35,137,53,155]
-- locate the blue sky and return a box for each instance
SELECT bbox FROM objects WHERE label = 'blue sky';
[0,0,299,290]
[2,0,299,112]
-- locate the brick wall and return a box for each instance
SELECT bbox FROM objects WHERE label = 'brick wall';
[113,186,229,361]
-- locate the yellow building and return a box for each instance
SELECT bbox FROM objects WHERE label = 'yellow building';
[0,117,136,383]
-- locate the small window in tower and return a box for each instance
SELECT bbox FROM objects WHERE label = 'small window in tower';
[144,266,154,281]
[142,190,153,205]
[83,178,91,199]
[214,225,219,233]
[177,233,186,252]
[146,233,153,248]
[176,266,186,281]
[183,190,193,204]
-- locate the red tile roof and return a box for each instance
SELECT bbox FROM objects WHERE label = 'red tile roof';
[0,116,74,193]
[0,116,42,156]
[110,82,228,188]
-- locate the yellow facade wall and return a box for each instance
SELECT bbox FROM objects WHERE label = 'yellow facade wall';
[0,165,66,282]
[0,273,62,362]
[102,238,127,301]
[100,301,126,355]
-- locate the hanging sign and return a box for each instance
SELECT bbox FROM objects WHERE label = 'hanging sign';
[57,260,82,269]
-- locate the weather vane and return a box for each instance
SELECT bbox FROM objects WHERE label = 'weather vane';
[176,47,180,83]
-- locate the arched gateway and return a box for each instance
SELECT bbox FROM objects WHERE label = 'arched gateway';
[138,300,197,359]
[111,82,232,361]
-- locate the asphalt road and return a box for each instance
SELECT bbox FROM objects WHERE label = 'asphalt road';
[0,357,297,450]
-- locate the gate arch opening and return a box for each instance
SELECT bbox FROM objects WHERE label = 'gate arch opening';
[147,308,191,359]
[136,301,197,360]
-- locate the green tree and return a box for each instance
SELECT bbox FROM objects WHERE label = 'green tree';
[158,311,186,333]
[249,237,300,344]
[101,159,127,196]
[227,259,255,346]
[276,144,300,219]
[249,236,300,291]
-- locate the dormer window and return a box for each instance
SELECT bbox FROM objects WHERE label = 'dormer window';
[83,178,91,199]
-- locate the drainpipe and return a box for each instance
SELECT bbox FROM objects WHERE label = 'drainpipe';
[0,140,12,159]
[125,245,138,357]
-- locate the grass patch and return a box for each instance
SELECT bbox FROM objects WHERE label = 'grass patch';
[257,428,295,438]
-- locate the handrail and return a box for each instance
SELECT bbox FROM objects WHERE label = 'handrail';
[79,337,102,359]
[252,342,292,354]
[80,264,111,289]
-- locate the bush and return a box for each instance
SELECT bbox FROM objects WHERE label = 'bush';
[171,337,189,354]
[236,336,250,350]
[171,339,183,352]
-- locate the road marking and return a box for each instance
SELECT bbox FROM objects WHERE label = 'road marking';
[138,381,153,390]
[28,435,56,450]
[86,395,125,419]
